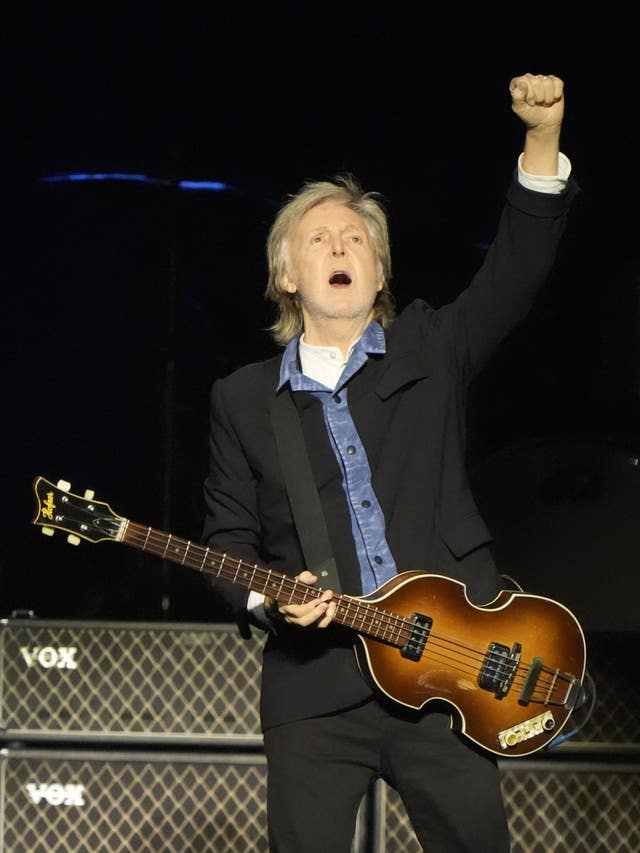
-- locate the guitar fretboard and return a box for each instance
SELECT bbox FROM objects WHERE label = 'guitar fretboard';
[122,520,415,649]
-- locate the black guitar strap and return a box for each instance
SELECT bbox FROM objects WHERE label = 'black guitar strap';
[268,387,342,593]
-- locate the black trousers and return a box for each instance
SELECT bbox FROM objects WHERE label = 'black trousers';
[263,697,510,853]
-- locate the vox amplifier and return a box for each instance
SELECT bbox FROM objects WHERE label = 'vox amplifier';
[0,619,264,745]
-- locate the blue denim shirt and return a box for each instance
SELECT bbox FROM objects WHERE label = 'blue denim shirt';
[278,321,398,594]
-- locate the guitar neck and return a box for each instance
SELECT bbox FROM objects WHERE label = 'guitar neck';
[122,520,407,648]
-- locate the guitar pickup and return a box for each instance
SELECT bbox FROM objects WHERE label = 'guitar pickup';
[479,641,521,697]
[401,613,432,661]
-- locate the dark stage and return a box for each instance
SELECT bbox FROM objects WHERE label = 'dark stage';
[2,6,639,850]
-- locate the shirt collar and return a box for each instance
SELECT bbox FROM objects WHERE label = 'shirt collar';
[277,320,386,391]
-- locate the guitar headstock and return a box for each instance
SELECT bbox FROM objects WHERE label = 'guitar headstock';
[32,476,125,546]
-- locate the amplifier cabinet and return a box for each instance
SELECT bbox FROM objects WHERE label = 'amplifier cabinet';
[0,619,264,745]
[375,759,640,853]
[0,747,268,852]
[0,747,370,853]
[2,748,637,852]
[2,619,637,751]
[566,632,640,751]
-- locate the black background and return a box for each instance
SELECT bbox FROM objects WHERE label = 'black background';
[3,5,639,630]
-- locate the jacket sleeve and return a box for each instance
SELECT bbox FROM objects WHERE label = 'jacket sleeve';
[437,175,580,384]
[201,375,262,638]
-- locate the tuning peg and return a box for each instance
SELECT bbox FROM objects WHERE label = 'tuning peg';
[67,534,81,546]
[41,527,55,537]
[84,489,95,500]
[57,480,71,492]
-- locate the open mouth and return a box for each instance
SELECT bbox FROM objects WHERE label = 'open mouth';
[329,271,352,286]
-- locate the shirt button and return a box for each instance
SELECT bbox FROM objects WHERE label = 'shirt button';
[374,556,383,565]
[334,393,341,404]
[346,445,356,455]
[361,500,371,508]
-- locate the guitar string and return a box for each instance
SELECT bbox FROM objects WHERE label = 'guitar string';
[121,524,574,699]
[45,485,574,697]
[125,536,568,704]
[44,487,576,705]
[121,523,574,702]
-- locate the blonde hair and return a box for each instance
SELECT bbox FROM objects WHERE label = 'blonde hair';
[265,173,395,345]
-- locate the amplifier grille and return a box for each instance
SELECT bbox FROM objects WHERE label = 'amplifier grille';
[379,761,640,853]
[0,748,369,852]
[571,632,640,746]
[0,620,264,743]
[502,763,640,853]
[2,622,638,750]
[1,750,637,851]
[0,749,269,852]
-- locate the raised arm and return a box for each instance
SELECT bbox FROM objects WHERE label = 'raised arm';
[435,72,577,382]
[510,72,564,175]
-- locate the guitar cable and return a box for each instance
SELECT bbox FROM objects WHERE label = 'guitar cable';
[544,668,598,751]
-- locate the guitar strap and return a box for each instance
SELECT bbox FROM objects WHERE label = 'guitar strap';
[268,387,342,593]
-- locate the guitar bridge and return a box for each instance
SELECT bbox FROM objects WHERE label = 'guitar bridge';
[401,613,432,661]
[479,641,521,698]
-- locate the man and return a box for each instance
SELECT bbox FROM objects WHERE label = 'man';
[202,73,578,852]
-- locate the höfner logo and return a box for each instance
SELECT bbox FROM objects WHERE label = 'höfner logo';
[19,646,79,670]
[26,783,86,806]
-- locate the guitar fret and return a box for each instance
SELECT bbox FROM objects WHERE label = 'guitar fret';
[381,611,393,642]
[232,558,241,584]
[162,534,172,559]
[142,527,152,550]
[199,548,209,572]
[347,601,360,628]
[274,575,286,600]
[335,602,347,619]
[234,562,253,584]
[389,616,403,644]
[181,541,191,565]
[365,607,379,637]
[356,602,368,630]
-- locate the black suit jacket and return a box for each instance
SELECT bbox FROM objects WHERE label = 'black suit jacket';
[202,176,579,730]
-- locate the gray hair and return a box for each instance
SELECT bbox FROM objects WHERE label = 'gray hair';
[265,173,395,345]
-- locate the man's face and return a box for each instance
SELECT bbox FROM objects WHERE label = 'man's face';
[282,202,382,339]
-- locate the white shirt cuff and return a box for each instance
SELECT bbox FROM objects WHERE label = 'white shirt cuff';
[517,152,572,194]
[247,590,273,629]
